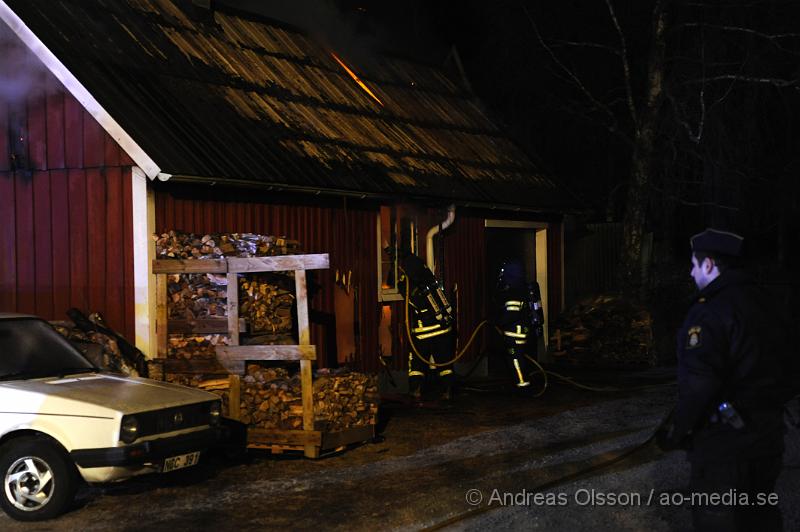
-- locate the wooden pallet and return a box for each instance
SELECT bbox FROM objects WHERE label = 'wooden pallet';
[152,253,374,458]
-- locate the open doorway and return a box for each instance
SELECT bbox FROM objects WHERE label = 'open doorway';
[484,221,549,376]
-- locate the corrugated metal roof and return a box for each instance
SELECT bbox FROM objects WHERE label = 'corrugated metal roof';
[5,0,575,210]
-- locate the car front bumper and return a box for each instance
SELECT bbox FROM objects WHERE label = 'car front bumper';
[70,426,222,468]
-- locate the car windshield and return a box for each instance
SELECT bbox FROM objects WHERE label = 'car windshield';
[0,318,95,380]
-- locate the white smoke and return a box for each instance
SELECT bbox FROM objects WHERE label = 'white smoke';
[0,19,53,104]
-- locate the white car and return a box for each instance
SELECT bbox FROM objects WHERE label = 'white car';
[0,314,223,521]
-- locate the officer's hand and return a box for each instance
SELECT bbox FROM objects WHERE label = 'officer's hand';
[655,423,687,452]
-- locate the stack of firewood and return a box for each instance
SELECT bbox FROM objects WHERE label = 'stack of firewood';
[157,230,299,337]
[240,273,295,334]
[197,365,379,431]
[168,273,229,320]
[154,230,301,259]
[550,294,655,367]
[53,321,138,376]
[152,334,231,386]
[168,334,229,359]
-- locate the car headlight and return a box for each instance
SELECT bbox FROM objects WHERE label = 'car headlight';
[209,401,221,426]
[120,416,139,443]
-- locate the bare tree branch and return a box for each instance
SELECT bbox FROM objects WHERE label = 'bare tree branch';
[604,0,638,127]
[668,27,706,144]
[649,183,741,211]
[682,75,800,88]
[548,39,622,56]
[519,2,620,130]
[677,22,800,55]
[667,90,704,144]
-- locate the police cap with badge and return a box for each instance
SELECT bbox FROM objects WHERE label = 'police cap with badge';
[690,228,744,258]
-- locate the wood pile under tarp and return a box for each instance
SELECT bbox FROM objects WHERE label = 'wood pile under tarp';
[550,294,655,367]
[196,365,379,431]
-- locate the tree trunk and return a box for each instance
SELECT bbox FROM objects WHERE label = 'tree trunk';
[621,0,668,299]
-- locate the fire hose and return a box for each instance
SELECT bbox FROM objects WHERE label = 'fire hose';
[402,276,673,395]
[421,407,676,531]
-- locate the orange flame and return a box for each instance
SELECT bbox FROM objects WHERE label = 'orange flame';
[330,52,384,107]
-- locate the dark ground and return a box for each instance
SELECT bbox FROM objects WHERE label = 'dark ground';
[3,368,798,531]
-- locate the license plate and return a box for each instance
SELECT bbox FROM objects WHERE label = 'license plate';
[162,451,200,473]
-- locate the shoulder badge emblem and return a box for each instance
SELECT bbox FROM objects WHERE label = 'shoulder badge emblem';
[686,326,702,349]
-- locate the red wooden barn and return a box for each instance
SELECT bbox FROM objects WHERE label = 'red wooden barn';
[0,0,576,374]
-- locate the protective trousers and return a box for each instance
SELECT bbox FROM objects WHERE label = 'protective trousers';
[407,331,453,395]
[501,322,532,387]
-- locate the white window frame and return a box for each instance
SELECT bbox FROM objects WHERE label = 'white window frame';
[376,206,417,302]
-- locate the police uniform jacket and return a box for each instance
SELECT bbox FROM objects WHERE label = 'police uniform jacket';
[673,269,790,463]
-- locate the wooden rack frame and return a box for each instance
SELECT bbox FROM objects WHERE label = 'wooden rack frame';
[152,253,374,458]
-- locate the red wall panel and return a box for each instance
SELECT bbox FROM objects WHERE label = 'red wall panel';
[50,170,71,319]
[13,173,35,315]
[45,81,66,170]
[443,213,488,362]
[26,80,47,171]
[0,173,17,310]
[0,99,9,172]
[64,96,84,169]
[86,168,107,314]
[33,170,53,317]
[104,167,125,332]
[82,111,105,168]
[67,168,89,313]
[0,57,135,339]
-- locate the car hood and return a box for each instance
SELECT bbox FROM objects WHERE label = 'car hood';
[0,373,219,417]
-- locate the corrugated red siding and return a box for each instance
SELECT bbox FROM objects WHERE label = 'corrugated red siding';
[153,189,381,372]
[442,214,488,361]
[0,47,135,338]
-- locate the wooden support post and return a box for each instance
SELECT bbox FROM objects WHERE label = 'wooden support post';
[300,358,315,457]
[294,270,316,457]
[227,272,239,346]
[294,270,310,345]
[156,274,168,358]
[228,374,241,421]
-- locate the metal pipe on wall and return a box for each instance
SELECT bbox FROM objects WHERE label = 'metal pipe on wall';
[426,204,455,275]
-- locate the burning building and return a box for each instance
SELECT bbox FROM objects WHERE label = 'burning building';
[0,0,577,374]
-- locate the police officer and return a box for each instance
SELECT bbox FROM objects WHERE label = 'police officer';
[398,252,455,400]
[495,260,544,388]
[658,228,792,531]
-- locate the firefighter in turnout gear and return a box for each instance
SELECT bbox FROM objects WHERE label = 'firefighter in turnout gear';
[398,252,455,401]
[495,260,544,388]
